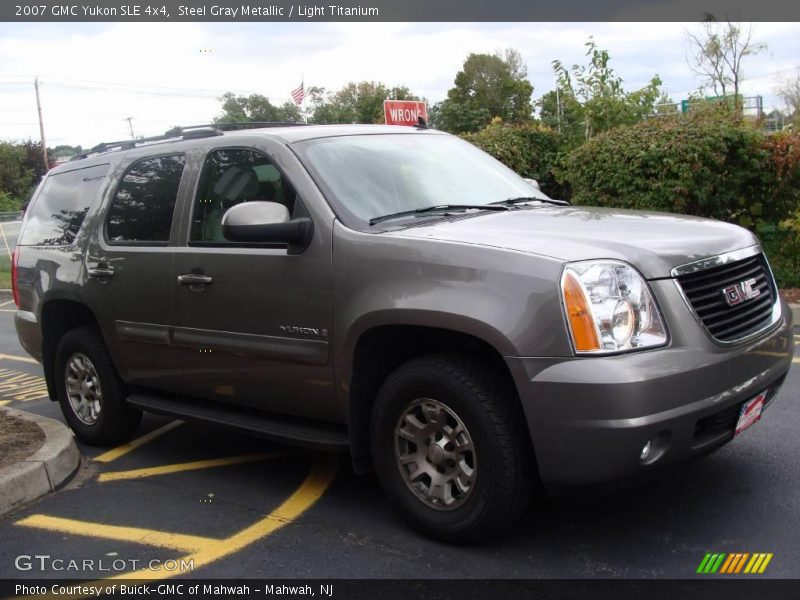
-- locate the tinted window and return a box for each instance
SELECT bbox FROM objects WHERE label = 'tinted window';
[190,149,295,243]
[19,164,109,246]
[106,154,185,243]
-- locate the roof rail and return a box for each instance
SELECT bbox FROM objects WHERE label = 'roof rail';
[70,121,306,162]
[169,121,308,134]
[70,126,223,162]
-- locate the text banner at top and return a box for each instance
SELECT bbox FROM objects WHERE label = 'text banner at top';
[4,0,800,21]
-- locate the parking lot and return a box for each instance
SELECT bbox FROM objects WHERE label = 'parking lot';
[0,302,798,581]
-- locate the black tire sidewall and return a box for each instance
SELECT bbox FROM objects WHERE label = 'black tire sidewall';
[371,357,524,542]
[54,327,140,445]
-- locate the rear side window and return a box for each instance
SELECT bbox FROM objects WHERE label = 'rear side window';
[106,154,186,244]
[18,163,109,246]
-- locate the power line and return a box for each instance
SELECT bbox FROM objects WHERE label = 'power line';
[34,74,252,95]
[34,77,294,101]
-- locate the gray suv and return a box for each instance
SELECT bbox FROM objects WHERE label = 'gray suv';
[12,123,794,542]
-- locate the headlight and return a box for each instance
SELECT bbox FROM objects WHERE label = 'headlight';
[560,260,668,354]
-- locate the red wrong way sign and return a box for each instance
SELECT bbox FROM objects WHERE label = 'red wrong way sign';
[384,100,428,126]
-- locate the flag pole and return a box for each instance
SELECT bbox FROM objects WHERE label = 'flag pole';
[302,72,307,124]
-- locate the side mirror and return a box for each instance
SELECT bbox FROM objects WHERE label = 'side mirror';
[523,178,542,191]
[222,201,313,253]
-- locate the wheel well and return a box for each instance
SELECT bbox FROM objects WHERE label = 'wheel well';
[348,325,518,473]
[40,300,101,401]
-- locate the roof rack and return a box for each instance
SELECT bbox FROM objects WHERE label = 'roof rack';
[70,121,307,162]
[169,121,308,134]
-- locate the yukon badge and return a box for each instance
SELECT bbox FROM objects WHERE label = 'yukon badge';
[722,278,761,307]
[279,325,328,338]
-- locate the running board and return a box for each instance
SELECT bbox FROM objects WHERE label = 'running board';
[127,393,350,452]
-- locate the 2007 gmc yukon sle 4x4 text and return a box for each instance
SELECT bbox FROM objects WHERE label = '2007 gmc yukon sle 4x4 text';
[12,123,794,542]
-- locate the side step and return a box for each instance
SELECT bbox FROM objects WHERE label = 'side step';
[127,393,350,452]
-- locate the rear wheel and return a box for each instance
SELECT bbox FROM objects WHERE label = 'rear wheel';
[370,354,534,542]
[54,327,141,445]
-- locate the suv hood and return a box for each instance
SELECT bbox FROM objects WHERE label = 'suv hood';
[390,206,758,279]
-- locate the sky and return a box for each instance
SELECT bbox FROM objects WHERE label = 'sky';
[0,21,797,148]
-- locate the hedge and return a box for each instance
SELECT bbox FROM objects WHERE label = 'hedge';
[463,114,800,288]
[554,112,800,287]
[462,120,563,194]
[556,112,795,223]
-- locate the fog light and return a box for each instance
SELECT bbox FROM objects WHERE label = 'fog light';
[640,440,652,462]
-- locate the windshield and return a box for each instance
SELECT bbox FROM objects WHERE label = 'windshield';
[296,133,547,229]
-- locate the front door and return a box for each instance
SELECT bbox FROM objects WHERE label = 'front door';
[169,147,336,421]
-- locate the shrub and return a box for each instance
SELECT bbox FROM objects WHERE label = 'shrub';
[462,113,800,287]
[555,112,800,287]
[0,191,21,212]
[462,120,564,195]
[555,110,790,223]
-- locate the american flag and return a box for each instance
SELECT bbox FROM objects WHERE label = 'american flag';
[290,82,305,106]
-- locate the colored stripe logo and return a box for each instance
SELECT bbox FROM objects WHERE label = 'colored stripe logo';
[697,552,773,574]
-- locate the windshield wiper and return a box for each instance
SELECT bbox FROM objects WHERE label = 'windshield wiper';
[369,204,509,226]
[491,196,570,207]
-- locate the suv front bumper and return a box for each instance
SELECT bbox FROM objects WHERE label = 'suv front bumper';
[506,307,794,487]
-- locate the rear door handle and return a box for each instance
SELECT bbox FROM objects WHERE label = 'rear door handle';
[87,266,115,278]
[177,273,213,286]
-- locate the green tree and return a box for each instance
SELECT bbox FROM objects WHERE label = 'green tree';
[50,144,83,159]
[308,81,419,124]
[215,93,302,123]
[0,142,35,206]
[537,89,585,148]
[0,191,19,212]
[429,100,490,134]
[21,140,49,182]
[551,38,668,141]
[437,49,534,133]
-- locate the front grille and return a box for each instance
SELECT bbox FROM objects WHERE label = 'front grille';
[676,253,777,343]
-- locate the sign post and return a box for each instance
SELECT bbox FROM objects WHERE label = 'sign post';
[383,100,428,126]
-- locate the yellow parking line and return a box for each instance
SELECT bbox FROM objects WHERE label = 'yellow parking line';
[16,515,219,553]
[97,452,287,482]
[793,357,799,364]
[0,309,17,313]
[0,299,14,307]
[93,420,184,463]
[0,352,38,364]
[110,453,338,581]
[16,453,338,599]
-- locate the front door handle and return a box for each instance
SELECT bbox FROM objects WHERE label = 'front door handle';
[87,265,115,278]
[177,273,213,286]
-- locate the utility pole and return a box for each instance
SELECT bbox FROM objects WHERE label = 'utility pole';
[125,117,135,139]
[34,76,48,171]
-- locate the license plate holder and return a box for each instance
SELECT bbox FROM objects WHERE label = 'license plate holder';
[735,391,767,436]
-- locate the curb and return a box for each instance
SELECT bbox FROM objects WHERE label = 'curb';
[0,407,80,517]
[790,303,800,326]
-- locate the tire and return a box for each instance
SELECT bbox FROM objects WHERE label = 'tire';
[370,354,535,543]
[54,327,142,445]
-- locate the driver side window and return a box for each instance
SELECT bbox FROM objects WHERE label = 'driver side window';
[191,148,296,243]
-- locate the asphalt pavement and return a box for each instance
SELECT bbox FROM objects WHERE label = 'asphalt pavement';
[0,302,798,581]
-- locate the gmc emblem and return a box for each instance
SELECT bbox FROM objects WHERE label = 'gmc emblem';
[722,278,761,307]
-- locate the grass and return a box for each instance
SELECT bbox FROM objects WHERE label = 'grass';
[0,253,10,290]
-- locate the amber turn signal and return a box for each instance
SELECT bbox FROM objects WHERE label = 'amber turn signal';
[562,272,601,352]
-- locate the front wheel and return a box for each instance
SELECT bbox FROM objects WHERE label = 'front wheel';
[370,354,535,542]
[54,327,141,445]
